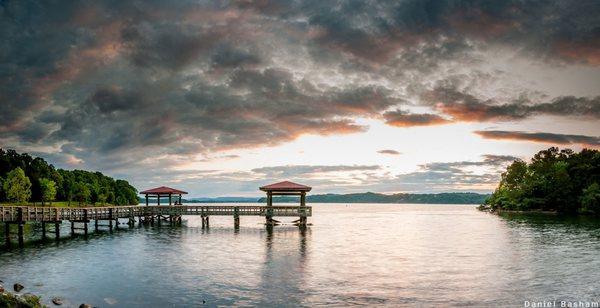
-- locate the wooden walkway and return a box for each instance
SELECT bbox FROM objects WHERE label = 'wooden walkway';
[1,205,311,247]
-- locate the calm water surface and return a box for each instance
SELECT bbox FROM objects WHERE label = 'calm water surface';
[1,203,600,307]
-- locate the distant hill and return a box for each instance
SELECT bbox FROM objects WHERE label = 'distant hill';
[187,192,489,204]
[185,197,260,203]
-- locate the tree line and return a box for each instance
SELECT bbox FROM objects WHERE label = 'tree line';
[0,149,138,206]
[484,147,600,215]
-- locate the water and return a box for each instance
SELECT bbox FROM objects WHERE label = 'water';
[1,204,600,307]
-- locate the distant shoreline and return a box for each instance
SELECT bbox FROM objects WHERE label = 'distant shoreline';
[183,192,489,205]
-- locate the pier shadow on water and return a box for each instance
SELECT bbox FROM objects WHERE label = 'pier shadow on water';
[0,216,312,307]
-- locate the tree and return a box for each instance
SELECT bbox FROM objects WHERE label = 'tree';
[39,178,57,206]
[581,183,600,215]
[1,149,139,206]
[0,176,4,201]
[4,167,32,204]
[73,182,91,206]
[485,147,600,214]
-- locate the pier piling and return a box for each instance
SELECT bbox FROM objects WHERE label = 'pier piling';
[55,222,60,240]
[4,222,10,247]
[17,223,24,247]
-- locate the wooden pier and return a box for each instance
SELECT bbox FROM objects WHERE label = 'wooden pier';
[1,205,311,247]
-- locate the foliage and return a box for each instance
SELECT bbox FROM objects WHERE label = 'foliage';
[485,147,600,214]
[0,149,138,206]
[3,167,32,204]
[39,178,57,205]
[581,183,600,215]
[73,182,91,206]
[0,291,45,308]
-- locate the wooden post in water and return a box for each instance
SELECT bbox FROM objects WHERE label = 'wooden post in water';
[95,219,99,232]
[55,222,60,241]
[108,208,113,231]
[83,209,88,237]
[234,207,240,229]
[4,222,10,247]
[17,207,24,247]
[17,223,24,247]
[70,221,75,236]
[299,192,307,226]
[41,221,46,239]
[266,191,273,225]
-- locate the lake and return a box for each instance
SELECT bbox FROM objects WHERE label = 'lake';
[1,203,600,307]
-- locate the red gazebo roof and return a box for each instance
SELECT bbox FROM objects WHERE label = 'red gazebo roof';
[259,181,312,192]
[140,186,188,195]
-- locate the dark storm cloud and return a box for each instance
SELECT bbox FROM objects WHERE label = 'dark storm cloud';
[424,85,600,122]
[383,109,450,127]
[239,0,600,65]
[474,131,600,146]
[0,0,599,180]
[211,45,262,69]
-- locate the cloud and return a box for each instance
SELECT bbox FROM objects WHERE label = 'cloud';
[251,165,381,178]
[377,149,401,155]
[241,1,600,65]
[211,45,262,69]
[424,85,600,122]
[384,154,519,193]
[383,109,451,127]
[474,130,600,146]
[0,0,598,194]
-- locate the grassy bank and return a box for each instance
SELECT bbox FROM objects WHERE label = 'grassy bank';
[0,201,128,208]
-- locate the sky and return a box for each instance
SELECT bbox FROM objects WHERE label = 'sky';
[1,0,599,197]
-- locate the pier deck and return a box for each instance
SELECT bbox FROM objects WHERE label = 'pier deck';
[1,205,311,247]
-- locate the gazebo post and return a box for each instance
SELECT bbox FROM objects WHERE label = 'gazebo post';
[157,194,160,206]
[266,191,273,224]
[145,194,149,206]
[179,194,182,205]
[259,181,311,227]
[169,193,172,206]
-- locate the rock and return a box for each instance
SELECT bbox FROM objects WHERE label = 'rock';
[13,283,24,292]
[79,304,93,308]
[52,297,64,305]
[0,284,4,293]
[103,297,117,305]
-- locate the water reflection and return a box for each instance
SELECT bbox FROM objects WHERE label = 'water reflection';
[0,204,599,307]
[257,225,310,306]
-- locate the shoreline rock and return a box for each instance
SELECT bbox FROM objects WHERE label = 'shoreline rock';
[52,297,63,305]
[13,283,24,292]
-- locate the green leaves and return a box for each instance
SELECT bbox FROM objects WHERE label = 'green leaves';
[39,178,57,205]
[0,148,138,206]
[3,167,32,204]
[487,147,600,214]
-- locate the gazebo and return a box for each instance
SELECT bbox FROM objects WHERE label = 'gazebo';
[259,181,311,225]
[140,186,188,206]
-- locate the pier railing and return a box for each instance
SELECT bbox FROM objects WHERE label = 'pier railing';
[0,205,312,222]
